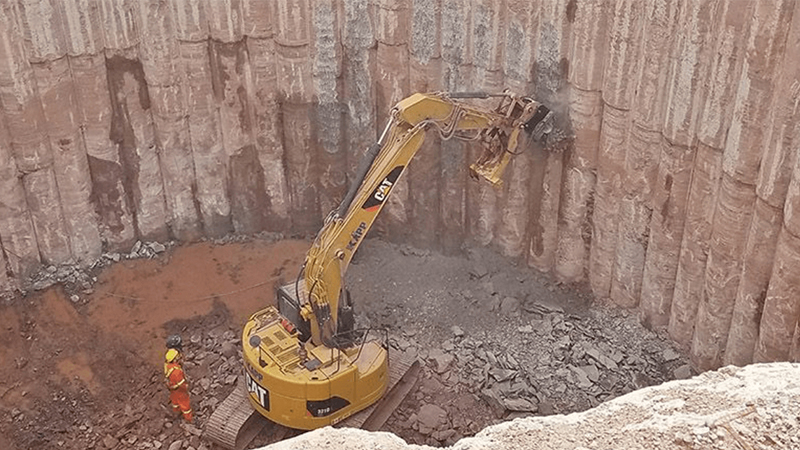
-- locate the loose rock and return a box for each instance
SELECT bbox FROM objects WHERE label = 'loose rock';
[416,404,448,435]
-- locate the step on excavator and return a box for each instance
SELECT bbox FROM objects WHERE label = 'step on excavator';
[204,91,560,449]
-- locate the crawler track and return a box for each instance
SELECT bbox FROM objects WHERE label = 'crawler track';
[203,378,267,450]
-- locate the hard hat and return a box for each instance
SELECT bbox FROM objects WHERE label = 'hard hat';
[165,348,180,363]
[166,334,183,350]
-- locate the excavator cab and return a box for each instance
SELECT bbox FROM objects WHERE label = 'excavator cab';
[275,281,361,348]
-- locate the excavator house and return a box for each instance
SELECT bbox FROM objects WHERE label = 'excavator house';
[238,91,556,431]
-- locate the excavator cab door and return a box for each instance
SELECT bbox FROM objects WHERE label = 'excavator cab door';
[276,283,312,342]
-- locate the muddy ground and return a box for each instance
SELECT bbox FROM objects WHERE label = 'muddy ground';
[0,236,688,450]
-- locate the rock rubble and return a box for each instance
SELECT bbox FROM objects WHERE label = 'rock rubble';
[5,232,285,304]
[347,240,693,446]
[376,301,692,446]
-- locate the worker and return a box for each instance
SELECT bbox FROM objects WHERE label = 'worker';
[164,347,193,422]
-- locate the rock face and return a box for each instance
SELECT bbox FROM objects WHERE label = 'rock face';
[261,363,800,450]
[1,1,800,372]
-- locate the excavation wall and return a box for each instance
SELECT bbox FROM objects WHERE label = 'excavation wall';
[0,0,799,371]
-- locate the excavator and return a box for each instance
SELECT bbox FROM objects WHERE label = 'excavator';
[205,91,558,448]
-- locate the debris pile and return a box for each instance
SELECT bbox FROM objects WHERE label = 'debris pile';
[16,240,173,303]
[346,240,691,446]
[13,232,284,302]
[374,303,690,446]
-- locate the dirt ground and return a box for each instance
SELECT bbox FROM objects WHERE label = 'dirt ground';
[0,235,685,450]
[0,237,309,450]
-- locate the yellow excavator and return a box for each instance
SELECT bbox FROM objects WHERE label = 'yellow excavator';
[205,91,557,446]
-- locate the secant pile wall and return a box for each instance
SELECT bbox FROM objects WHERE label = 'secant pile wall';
[0,0,799,372]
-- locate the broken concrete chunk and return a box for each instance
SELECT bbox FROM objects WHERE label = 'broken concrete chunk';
[578,364,600,383]
[585,346,619,371]
[428,349,455,374]
[451,325,465,337]
[432,428,457,442]
[392,337,411,351]
[503,397,538,412]
[199,378,211,391]
[489,367,516,382]
[469,264,488,279]
[103,434,119,449]
[181,423,202,437]
[505,354,518,367]
[419,377,445,396]
[417,404,448,435]
[598,373,620,391]
[219,341,236,358]
[570,365,593,389]
[662,348,681,361]
[674,364,693,380]
[500,296,521,315]
[479,388,506,417]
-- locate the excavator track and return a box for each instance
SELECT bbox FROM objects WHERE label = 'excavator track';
[204,352,419,449]
[203,377,266,450]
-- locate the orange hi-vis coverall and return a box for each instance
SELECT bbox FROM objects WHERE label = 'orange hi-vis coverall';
[164,361,193,422]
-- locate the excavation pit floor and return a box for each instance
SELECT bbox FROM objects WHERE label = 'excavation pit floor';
[0,236,690,450]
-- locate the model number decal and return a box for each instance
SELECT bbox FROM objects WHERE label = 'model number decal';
[306,396,351,417]
[347,221,368,250]
[362,166,404,211]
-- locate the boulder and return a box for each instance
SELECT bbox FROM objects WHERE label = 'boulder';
[500,297,521,315]
[416,404,447,435]
[428,349,455,374]
[503,397,538,413]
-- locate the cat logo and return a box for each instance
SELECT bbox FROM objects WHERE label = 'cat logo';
[362,166,404,211]
[373,178,393,202]
[246,371,270,410]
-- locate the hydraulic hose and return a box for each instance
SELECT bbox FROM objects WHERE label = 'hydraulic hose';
[335,119,394,218]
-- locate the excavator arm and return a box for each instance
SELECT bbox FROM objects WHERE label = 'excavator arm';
[301,91,555,347]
